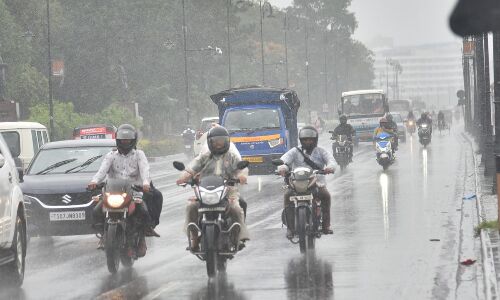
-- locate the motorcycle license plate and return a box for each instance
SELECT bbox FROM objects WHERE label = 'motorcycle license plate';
[243,156,263,163]
[290,194,313,201]
[380,153,389,158]
[49,211,85,221]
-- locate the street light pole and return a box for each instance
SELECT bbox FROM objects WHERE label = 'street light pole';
[492,31,500,219]
[226,0,232,89]
[323,28,328,115]
[284,13,289,88]
[46,0,55,140]
[181,0,190,125]
[305,21,311,123]
[259,0,265,85]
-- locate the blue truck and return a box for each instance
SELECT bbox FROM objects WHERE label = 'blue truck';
[210,86,300,175]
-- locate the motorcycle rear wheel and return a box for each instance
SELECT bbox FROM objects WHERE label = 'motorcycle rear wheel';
[105,224,121,274]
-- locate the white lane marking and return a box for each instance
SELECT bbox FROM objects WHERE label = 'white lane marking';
[248,210,282,229]
[258,176,262,192]
[142,282,181,300]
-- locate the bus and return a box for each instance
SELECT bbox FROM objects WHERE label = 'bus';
[389,99,412,118]
[339,89,388,142]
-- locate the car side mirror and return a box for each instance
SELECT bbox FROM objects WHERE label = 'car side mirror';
[173,161,185,171]
[17,167,23,182]
[237,160,249,170]
[272,159,284,166]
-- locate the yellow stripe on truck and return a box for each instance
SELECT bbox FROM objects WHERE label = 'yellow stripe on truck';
[230,134,281,143]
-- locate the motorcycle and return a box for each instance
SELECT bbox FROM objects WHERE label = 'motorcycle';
[375,132,395,171]
[90,179,148,274]
[173,160,249,278]
[330,134,351,170]
[272,159,330,254]
[418,123,432,147]
[406,119,416,135]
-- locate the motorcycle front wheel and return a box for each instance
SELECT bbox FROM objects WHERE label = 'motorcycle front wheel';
[297,208,308,254]
[105,223,121,274]
[204,225,218,277]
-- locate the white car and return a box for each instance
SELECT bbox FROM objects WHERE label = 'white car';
[193,117,219,156]
[0,134,27,286]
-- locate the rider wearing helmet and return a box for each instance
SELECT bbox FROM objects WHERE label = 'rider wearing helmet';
[417,112,433,133]
[385,114,399,151]
[89,124,159,256]
[330,115,356,162]
[278,126,335,238]
[176,126,249,251]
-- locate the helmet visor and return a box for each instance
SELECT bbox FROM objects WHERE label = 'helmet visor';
[209,136,229,150]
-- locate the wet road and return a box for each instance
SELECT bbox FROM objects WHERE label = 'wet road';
[0,126,479,300]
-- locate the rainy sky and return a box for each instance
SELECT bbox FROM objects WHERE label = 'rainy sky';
[269,0,461,47]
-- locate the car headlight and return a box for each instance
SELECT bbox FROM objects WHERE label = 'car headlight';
[268,138,283,148]
[106,193,126,208]
[200,191,221,205]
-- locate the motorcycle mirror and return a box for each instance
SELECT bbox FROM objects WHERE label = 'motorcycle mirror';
[272,159,284,166]
[237,160,250,170]
[173,161,185,171]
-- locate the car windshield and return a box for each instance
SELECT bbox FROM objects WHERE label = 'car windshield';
[342,93,384,116]
[28,146,112,175]
[225,108,281,131]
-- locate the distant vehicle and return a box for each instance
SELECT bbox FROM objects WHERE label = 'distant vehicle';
[339,89,388,142]
[388,99,412,117]
[193,117,219,157]
[0,134,27,286]
[390,113,407,143]
[0,122,49,171]
[22,139,115,237]
[211,87,300,175]
[73,124,117,140]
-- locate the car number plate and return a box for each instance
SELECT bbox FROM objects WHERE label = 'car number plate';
[49,211,86,221]
[243,156,263,163]
[290,194,313,201]
[81,134,105,139]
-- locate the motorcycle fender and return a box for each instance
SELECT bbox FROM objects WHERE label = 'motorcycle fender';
[203,224,218,251]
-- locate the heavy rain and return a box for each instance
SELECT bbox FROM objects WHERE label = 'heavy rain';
[0,0,499,299]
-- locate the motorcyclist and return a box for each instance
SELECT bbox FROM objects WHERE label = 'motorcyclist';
[88,124,160,256]
[182,125,196,155]
[437,110,445,128]
[176,126,249,251]
[407,110,415,121]
[417,112,433,133]
[330,114,355,162]
[385,114,399,151]
[278,126,335,238]
[373,118,397,153]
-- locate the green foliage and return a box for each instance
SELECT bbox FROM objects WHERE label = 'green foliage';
[28,101,140,140]
[137,137,183,157]
[474,220,499,237]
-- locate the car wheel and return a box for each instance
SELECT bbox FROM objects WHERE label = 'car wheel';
[2,215,26,286]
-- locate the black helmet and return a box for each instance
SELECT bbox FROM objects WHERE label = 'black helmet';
[116,124,137,154]
[421,112,426,119]
[386,114,393,122]
[299,125,318,152]
[339,114,347,125]
[207,126,230,155]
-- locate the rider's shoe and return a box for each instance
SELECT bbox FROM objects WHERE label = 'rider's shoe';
[322,227,333,235]
[145,226,160,237]
[238,239,248,251]
[97,236,104,250]
[286,229,294,239]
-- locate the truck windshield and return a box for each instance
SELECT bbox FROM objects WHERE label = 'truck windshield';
[225,108,281,131]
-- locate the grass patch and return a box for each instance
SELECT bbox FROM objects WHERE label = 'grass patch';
[474,220,499,237]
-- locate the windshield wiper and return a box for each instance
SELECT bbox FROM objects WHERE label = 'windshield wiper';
[35,158,77,175]
[65,155,103,174]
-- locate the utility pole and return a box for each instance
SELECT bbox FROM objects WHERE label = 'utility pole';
[305,21,311,123]
[181,0,190,125]
[284,13,289,88]
[259,0,265,85]
[474,35,485,149]
[46,0,55,140]
[462,37,473,132]
[323,29,328,116]
[226,0,232,89]
[482,33,494,176]
[493,32,500,218]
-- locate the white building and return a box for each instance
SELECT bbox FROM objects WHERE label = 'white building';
[372,42,464,110]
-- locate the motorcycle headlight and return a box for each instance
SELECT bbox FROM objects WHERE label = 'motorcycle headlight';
[268,138,283,148]
[106,193,126,208]
[200,191,221,205]
[408,121,414,125]
[292,179,309,193]
[422,124,428,128]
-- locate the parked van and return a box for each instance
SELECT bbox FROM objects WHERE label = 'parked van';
[0,122,50,170]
